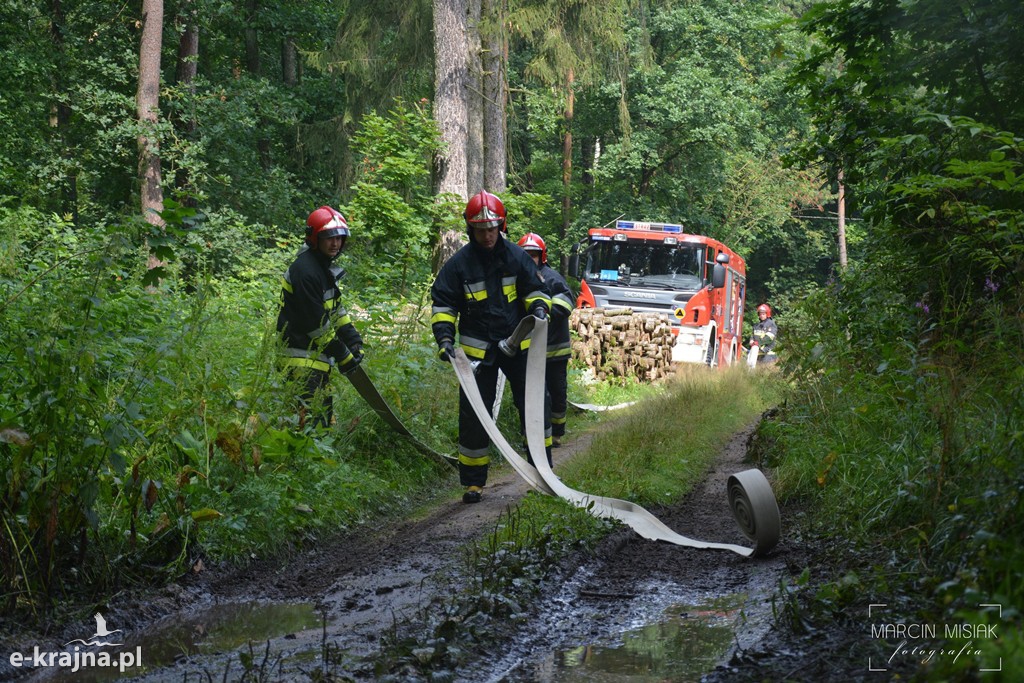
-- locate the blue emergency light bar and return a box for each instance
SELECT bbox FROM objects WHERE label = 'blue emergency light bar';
[615,220,683,233]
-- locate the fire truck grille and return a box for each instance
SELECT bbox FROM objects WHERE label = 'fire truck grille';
[607,300,675,312]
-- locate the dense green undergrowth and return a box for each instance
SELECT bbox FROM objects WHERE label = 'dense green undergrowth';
[753,260,1024,679]
[0,208,461,625]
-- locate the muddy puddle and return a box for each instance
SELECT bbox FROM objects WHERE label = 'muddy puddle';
[486,557,781,683]
[138,601,323,659]
[23,601,322,682]
[499,593,757,682]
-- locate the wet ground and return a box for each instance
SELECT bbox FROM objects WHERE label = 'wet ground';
[3,418,802,683]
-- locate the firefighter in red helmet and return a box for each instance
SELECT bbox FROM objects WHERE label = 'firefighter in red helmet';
[431,191,553,503]
[517,232,575,445]
[277,206,364,428]
[749,303,778,364]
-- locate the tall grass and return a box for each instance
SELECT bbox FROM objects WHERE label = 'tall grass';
[561,366,781,507]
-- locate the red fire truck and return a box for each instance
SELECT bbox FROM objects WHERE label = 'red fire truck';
[568,219,747,367]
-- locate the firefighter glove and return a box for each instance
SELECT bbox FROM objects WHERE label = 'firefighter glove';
[438,339,455,363]
[531,305,547,321]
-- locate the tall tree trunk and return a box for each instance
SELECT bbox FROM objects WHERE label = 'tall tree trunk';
[174,0,199,206]
[482,0,507,192]
[137,0,165,248]
[513,88,534,191]
[244,0,260,74]
[837,168,848,269]
[466,0,484,194]
[560,68,575,243]
[580,135,595,200]
[282,37,298,86]
[48,0,78,225]
[433,0,470,268]
[244,0,270,168]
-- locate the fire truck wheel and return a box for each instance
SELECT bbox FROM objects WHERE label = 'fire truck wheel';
[705,335,718,368]
[727,469,781,557]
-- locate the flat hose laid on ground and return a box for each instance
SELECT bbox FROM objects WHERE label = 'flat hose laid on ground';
[453,318,781,558]
[344,365,459,470]
[567,400,636,412]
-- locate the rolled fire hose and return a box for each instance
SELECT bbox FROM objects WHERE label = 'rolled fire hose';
[452,318,781,557]
[344,365,459,470]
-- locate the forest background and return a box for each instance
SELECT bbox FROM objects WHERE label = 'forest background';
[1,0,1022,677]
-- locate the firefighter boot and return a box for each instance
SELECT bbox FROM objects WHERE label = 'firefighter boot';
[462,486,483,504]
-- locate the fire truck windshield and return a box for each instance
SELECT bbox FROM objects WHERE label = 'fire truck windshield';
[585,241,705,289]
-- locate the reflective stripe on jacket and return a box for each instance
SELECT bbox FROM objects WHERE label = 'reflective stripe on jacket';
[539,263,574,359]
[277,247,362,368]
[430,236,550,360]
[752,317,778,354]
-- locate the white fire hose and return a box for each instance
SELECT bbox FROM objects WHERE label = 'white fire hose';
[451,317,781,557]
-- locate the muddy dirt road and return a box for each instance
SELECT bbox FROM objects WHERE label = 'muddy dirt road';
[9,418,796,683]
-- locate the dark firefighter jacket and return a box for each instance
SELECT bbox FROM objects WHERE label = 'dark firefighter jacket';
[431,236,550,361]
[752,317,778,354]
[537,263,574,359]
[277,247,362,372]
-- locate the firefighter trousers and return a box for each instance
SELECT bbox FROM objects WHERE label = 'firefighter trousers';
[546,357,569,438]
[289,366,333,429]
[457,351,551,488]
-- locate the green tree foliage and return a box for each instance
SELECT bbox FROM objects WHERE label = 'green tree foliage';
[344,99,451,294]
[527,0,824,306]
[791,0,1024,328]
[508,0,633,237]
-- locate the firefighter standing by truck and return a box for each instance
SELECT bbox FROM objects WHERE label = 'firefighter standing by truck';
[277,206,364,428]
[518,232,574,445]
[431,191,552,504]
[749,303,778,364]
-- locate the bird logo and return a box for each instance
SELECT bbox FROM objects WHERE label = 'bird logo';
[64,613,124,647]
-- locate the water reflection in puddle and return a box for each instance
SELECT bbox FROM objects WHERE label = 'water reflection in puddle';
[141,601,322,659]
[512,594,747,682]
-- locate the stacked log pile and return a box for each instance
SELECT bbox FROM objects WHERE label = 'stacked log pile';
[569,307,675,381]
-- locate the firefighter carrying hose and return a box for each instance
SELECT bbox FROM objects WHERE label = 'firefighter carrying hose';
[431,191,552,504]
[277,206,364,428]
[749,303,778,364]
[518,232,574,446]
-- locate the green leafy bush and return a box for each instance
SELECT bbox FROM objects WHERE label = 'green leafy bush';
[0,200,460,620]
